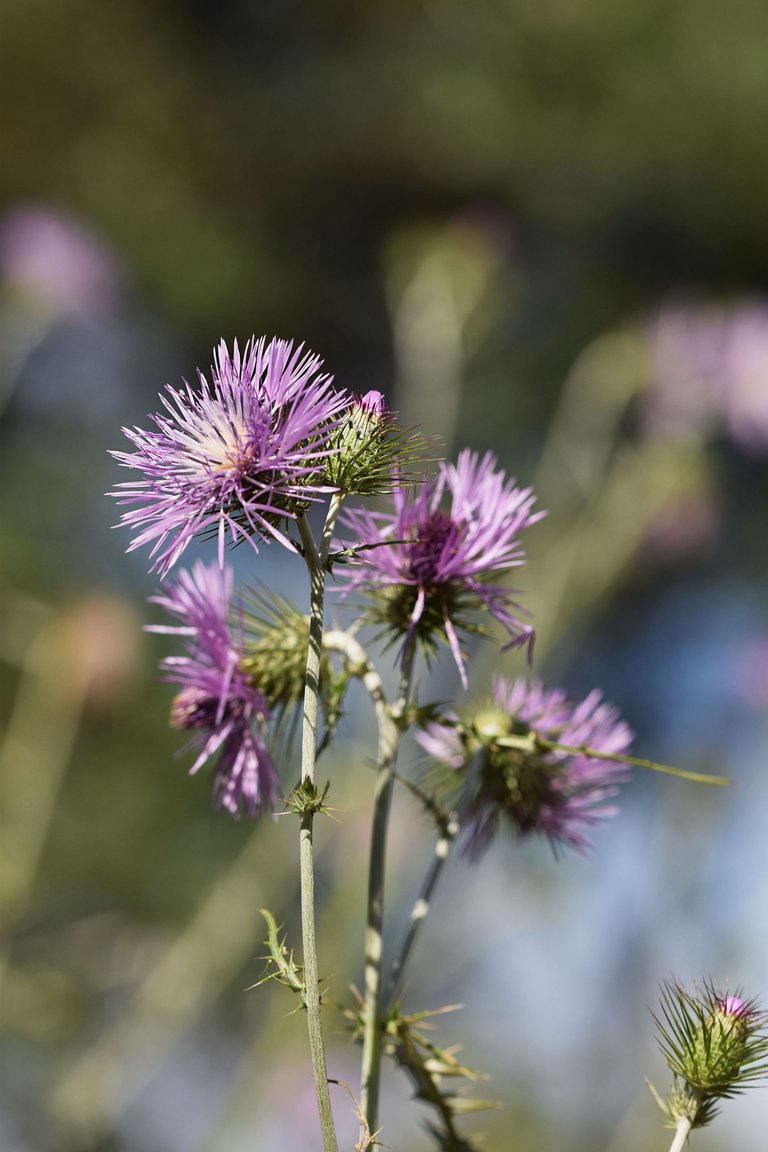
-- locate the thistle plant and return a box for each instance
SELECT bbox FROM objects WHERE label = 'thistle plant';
[649,980,768,1151]
[111,334,742,1151]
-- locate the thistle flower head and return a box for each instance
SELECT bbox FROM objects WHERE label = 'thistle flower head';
[338,450,543,685]
[112,337,348,576]
[149,561,281,818]
[416,675,632,856]
[651,979,768,1129]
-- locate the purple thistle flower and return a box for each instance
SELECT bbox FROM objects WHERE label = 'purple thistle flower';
[338,450,543,686]
[111,337,348,576]
[416,675,633,856]
[642,298,768,452]
[149,561,281,818]
[719,302,768,451]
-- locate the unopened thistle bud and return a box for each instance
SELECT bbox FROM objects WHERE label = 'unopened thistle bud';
[323,390,426,496]
[650,979,768,1133]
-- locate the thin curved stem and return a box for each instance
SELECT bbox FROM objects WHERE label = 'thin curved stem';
[357,643,416,1142]
[297,502,343,1152]
[384,809,459,1010]
[323,630,391,722]
[493,730,730,787]
[322,633,462,1133]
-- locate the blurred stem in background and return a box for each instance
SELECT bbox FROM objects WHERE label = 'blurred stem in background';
[386,218,506,447]
[491,330,713,671]
[0,597,85,1003]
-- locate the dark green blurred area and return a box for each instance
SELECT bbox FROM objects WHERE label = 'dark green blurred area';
[2,2,768,1150]
[6,0,768,350]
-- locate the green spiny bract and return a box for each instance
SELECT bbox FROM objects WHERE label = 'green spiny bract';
[650,979,768,1130]
[323,391,429,496]
[239,585,333,711]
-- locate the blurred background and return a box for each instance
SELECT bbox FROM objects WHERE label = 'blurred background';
[2,1,768,1149]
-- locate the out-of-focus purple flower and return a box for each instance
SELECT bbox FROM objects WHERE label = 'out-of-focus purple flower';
[0,204,125,319]
[416,675,633,856]
[719,303,768,450]
[112,337,348,576]
[149,561,280,818]
[339,450,542,686]
[643,299,768,451]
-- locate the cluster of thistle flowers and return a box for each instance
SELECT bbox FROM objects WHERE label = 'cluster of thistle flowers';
[112,334,638,850]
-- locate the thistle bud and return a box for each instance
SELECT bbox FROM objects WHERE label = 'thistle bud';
[650,979,768,1132]
[689,998,749,1091]
[323,391,427,495]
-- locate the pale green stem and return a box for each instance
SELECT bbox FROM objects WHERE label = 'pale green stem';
[321,634,459,1132]
[383,810,459,1011]
[497,732,730,787]
[668,1116,693,1152]
[666,1088,702,1152]
[322,628,394,1146]
[322,630,392,733]
[0,623,82,1002]
[297,499,343,1152]
[358,642,416,1141]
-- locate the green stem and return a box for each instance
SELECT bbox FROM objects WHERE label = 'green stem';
[667,1088,701,1152]
[384,809,459,1011]
[668,1116,693,1152]
[534,737,730,787]
[495,731,730,787]
[358,642,416,1142]
[297,501,343,1152]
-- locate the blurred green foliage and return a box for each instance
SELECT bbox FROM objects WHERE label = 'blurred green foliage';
[4,0,768,344]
